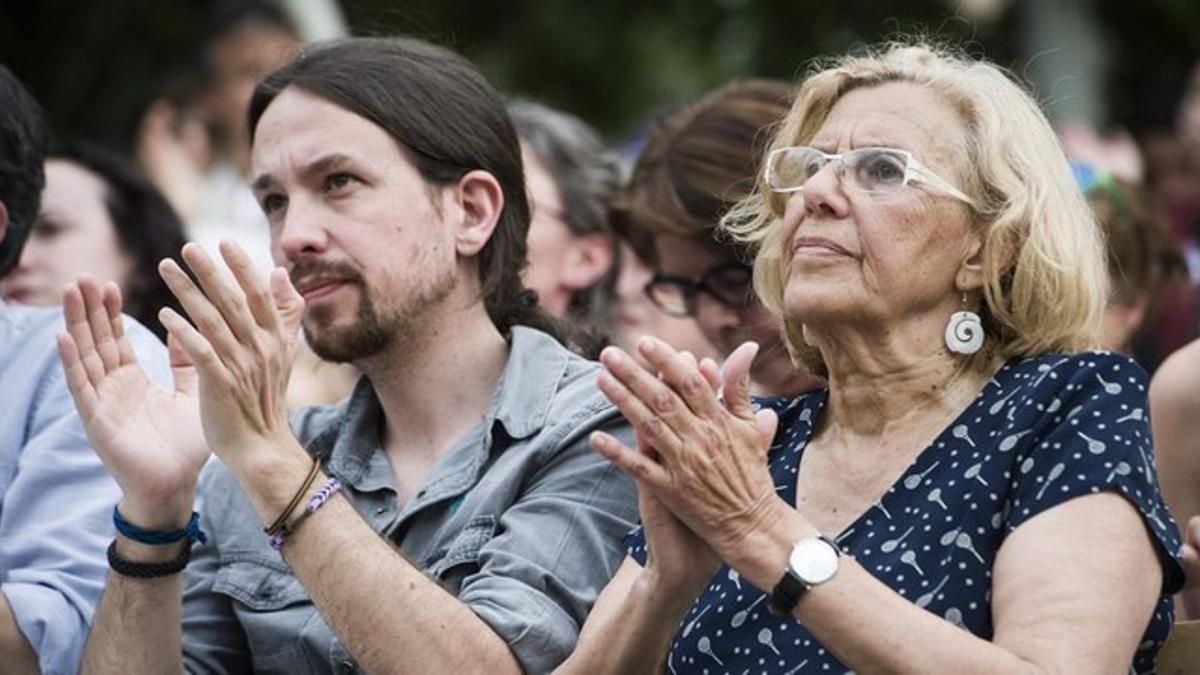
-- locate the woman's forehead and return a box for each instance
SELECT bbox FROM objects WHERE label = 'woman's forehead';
[808,82,966,157]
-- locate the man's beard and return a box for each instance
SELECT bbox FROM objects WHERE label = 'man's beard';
[294,259,458,364]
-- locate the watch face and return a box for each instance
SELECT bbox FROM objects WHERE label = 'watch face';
[789,537,839,585]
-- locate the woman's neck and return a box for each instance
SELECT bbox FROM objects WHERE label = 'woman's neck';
[808,323,995,442]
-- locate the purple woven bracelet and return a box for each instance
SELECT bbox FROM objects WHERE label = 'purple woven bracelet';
[269,477,342,551]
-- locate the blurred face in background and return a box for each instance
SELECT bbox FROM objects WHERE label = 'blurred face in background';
[1,159,131,306]
[520,145,614,317]
[652,234,821,396]
[613,241,721,362]
[206,20,301,161]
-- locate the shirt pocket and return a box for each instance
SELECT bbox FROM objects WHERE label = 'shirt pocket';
[213,556,320,674]
[426,514,497,582]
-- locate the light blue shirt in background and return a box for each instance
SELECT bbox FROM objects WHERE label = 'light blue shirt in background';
[0,300,170,675]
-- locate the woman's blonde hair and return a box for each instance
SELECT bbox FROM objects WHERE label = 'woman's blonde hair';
[724,42,1107,375]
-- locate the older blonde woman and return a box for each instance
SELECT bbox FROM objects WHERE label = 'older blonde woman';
[560,44,1183,674]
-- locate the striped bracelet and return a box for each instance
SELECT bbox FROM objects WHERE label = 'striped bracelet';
[268,477,342,551]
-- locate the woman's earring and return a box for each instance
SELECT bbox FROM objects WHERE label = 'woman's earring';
[945,294,984,355]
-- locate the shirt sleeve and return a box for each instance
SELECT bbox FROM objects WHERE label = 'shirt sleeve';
[456,415,639,674]
[1003,352,1185,594]
[0,317,170,675]
[181,466,253,675]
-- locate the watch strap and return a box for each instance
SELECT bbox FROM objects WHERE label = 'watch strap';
[768,568,807,615]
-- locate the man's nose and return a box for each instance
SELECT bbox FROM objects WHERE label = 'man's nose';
[275,197,330,263]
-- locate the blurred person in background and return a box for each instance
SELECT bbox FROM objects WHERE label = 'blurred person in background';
[1149,68,1200,612]
[1070,162,1188,358]
[0,65,171,675]
[139,3,355,406]
[1,143,187,342]
[610,80,821,396]
[508,100,620,341]
[1150,335,1200,621]
[611,237,723,362]
[138,2,302,269]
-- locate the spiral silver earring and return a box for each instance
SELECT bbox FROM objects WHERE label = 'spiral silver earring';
[945,294,984,355]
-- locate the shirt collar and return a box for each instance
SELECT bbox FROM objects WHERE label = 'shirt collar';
[484,326,569,442]
[322,326,570,482]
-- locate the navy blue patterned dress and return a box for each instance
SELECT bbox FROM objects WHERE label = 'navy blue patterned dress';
[627,352,1184,674]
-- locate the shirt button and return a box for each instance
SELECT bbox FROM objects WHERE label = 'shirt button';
[375,507,386,515]
[338,660,356,673]
[416,490,426,499]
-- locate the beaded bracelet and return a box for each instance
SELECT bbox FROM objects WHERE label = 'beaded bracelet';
[269,477,342,551]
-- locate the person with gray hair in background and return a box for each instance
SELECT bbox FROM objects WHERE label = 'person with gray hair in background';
[509,100,620,340]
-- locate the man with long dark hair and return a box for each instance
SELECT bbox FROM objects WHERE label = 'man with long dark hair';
[62,37,636,673]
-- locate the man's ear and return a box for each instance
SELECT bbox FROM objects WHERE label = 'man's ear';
[452,170,504,257]
[0,200,9,246]
[561,233,615,291]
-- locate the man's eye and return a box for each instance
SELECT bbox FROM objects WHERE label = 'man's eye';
[326,173,356,191]
[262,194,287,214]
[33,221,62,238]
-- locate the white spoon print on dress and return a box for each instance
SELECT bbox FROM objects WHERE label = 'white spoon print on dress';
[758,628,781,655]
[988,388,1020,415]
[940,528,960,546]
[917,575,950,608]
[728,568,741,590]
[945,607,964,626]
[964,463,988,485]
[904,461,941,489]
[928,488,949,510]
[1115,407,1144,424]
[1020,456,1036,474]
[1106,461,1131,482]
[783,661,810,675]
[1035,462,1066,500]
[696,636,723,666]
[998,430,1031,453]
[731,594,766,628]
[1097,374,1122,395]
[681,604,711,638]
[1078,432,1107,455]
[900,550,925,576]
[952,424,976,447]
[881,526,914,553]
[955,532,986,563]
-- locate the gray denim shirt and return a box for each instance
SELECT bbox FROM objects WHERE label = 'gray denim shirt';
[179,327,637,674]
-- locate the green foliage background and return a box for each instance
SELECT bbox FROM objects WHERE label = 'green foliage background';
[0,0,1195,151]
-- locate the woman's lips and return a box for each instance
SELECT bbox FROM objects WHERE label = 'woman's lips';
[792,236,852,257]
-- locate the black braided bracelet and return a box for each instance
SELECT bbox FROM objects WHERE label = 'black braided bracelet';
[107,539,191,578]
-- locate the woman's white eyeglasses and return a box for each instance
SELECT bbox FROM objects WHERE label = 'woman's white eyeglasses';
[765,146,975,207]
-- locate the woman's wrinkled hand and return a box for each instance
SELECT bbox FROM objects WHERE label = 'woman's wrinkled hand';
[591,337,782,561]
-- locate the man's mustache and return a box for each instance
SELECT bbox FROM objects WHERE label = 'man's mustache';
[289,260,364,288]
